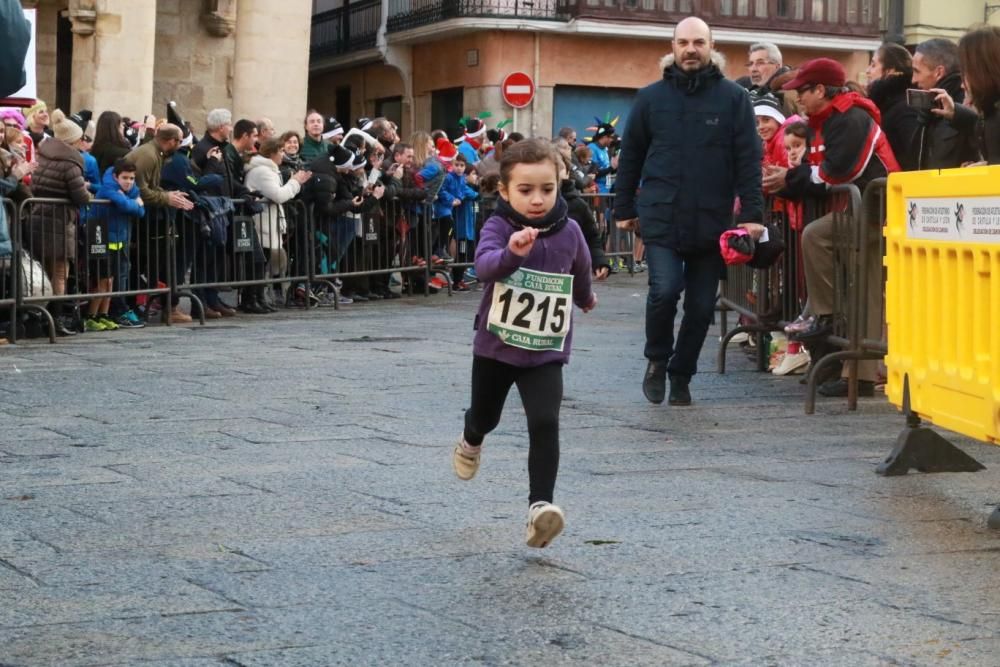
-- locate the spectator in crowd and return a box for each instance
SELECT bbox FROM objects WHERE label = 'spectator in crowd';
[557,126,577,146]
[256,117,275,144]
[557,151,608,280]
[446,153,479,289]
[745,42,797,117]
[614,16,763,406]
[91,110,132,174]
[24,100,51,150]
[86,158,145,331]
[1,124,34,196]
[747,42,783,89]
[866,42,920,171]
[71,111,100,194]
[26,109,93,336]
[765,58,900,397]
[369,117,399,153]
[410,130,445,270]
[554,137,593,192]
[458,116,487,165]
[279,130,303,182]
[911,38,978,169]
[585,121,616,194]
[126,123,195,324]
[932,26,1000,165]
[244,138,311,308]
[299,110,329,163]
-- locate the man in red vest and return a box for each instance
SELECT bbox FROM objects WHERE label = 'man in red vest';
[764,57,900,397]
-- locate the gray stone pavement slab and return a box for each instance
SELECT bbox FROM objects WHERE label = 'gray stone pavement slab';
[2,277,1000,665]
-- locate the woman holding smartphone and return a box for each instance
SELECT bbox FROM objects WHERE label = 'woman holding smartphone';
[930,26,1000,165]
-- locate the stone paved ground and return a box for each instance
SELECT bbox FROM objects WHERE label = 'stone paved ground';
[2,276,1000,666]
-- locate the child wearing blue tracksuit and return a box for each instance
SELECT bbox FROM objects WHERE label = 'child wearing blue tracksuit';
[448,154,479,288]
[432,157,460,262]
[90,158,145,329]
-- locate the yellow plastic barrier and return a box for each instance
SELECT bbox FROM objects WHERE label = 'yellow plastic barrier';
[885,166,1000,445]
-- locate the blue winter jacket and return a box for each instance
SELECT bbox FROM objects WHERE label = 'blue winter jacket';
[93,166,145,245]
[446,172,479,240]
[83,151,100,194]
[0,173,14,257]
[434,168,465,220]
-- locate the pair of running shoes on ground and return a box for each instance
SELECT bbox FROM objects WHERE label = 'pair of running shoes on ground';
[451,439,564,549]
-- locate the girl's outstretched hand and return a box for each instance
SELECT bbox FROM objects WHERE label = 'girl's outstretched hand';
[508,227,539,257]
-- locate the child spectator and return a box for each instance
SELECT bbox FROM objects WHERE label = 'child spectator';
[447,153,479,290]
[783,121,809,169]
[432,137,459,269]
[87,158,145,330]
[452,138,597,549]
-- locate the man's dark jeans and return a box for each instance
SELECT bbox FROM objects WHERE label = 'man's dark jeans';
[644,244,723,379]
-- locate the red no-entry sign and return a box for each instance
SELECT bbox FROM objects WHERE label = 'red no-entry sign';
[502,72,535,108]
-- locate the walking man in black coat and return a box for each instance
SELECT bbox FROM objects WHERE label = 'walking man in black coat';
[614,16,764,406]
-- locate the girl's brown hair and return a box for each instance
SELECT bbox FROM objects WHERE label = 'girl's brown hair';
[499,138,561,185]
[783,121,811,142]
[959,26,1000,114]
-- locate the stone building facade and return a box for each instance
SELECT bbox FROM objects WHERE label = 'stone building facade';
[20,0,312,135]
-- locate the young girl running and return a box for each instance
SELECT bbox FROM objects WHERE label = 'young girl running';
[452,139,597,548]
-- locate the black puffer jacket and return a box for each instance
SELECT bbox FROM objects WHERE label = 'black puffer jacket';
[868,74,920,171]
[614,58,762,253]
[916,72,980,169]
[562,179,608,272]
[952,102,1000,165]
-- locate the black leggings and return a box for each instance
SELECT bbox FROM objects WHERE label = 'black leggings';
[464,356,563,505]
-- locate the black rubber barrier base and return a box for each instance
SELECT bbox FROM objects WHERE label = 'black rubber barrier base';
[877,375,986,477]
[877,424,987,476]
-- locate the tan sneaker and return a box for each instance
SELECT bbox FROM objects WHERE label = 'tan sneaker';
[452,438,481,481]
[526,502,565,548]
[169,308,193,324]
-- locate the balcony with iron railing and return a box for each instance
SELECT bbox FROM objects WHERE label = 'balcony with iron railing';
[311,0,382,58]
[310,0,880,59]
[559,0,880,36]
[386,0,565,33]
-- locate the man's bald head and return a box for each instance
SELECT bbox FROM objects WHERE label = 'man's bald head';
[672,17,714,72]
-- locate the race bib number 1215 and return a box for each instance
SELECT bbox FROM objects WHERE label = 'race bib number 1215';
[487,268,574,352]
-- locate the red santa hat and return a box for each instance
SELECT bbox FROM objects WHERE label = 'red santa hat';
[436,137,457,162]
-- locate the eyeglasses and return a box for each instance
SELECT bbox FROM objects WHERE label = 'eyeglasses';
[746,59,774,68]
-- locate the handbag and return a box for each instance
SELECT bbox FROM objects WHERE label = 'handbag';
[18,250,53,297]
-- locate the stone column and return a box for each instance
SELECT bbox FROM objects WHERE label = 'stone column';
[231,0,312,134]
[69,0,156,118]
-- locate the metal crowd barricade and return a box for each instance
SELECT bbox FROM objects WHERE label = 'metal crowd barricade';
[804,179,887,414]
[311,196,433,303]
[17,197,171,342]
[175,197,315,318]
[578,192,634,275]
[1,198,16,341]
[716,185,866,389]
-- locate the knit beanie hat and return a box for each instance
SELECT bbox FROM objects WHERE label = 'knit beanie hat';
[0,108,25,129]
[328,143,355,169]
[51,109,83,144]
[752,93,786,125]
[322,117,344,140]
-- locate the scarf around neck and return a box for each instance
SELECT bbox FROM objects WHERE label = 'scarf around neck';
[495,194,568,237]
